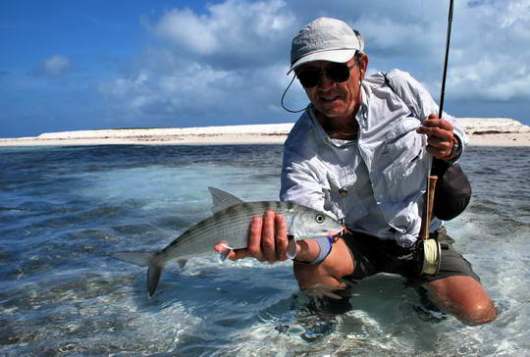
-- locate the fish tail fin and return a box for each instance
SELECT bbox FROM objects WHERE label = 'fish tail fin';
[147,260,164,297]
[112,251,165,297]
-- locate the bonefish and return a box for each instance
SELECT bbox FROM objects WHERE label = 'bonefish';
[114,187,343,296]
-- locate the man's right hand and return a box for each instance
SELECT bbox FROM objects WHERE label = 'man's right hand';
[213,210,291,263]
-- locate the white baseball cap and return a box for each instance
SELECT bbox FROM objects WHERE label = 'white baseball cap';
[288,17,364,74]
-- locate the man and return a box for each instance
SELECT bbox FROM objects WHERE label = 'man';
[215,17,496,325]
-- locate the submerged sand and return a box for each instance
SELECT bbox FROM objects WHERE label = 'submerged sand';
[0,118,528,147]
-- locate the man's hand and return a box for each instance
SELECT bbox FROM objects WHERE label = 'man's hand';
[416,114,457,160]
[213,210,290,263]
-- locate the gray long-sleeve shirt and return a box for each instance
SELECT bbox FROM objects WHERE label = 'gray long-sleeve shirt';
[280,69,467,247]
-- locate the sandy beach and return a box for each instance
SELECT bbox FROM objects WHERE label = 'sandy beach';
[0,118,528,147]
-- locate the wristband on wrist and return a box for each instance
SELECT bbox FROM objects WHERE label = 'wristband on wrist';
[293,236,334,265]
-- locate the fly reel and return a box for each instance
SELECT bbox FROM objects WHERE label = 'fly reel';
[417,175,442,276]
[417,237,441,275]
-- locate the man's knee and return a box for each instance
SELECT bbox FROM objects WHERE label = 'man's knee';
[425,275,497,325]
[460,301,497,326]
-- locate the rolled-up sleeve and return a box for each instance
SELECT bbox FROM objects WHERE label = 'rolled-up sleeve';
[416,87,468,159]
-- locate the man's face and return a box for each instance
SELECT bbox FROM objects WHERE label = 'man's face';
[296,56,367,121]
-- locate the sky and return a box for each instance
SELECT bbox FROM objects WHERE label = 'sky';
[1,0,529,137]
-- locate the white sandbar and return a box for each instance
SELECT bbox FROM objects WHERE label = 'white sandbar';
[0,118,528,147]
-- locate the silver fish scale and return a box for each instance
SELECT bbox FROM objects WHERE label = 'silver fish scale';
[159,201,299,260]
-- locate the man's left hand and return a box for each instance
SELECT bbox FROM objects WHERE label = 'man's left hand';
[416,114,457,160]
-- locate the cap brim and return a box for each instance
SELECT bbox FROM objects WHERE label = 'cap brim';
[287,49,357,74]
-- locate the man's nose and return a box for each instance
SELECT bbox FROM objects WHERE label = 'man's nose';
[317,70,335,89]
[318,75,335,90]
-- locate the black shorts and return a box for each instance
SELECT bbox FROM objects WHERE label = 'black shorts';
[342,227,480,285]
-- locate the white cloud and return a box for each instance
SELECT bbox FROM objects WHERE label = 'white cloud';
[38,55,71,77]
[152,0,296,66]
[449,57,530,101]
[443,0,530,101]
[101,0,300,125]
[499,0,530,28]
[155,9,218,55]
[100,57,296,125]
[101,0,530,126]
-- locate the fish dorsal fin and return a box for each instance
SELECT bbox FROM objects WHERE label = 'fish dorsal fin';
[208,187,244,213]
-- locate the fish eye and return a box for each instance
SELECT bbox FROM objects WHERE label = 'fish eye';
[315,214,325,224]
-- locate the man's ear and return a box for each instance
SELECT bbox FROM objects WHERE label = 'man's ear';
[359,53,369,80]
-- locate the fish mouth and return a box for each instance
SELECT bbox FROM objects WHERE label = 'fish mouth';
[310,227,345,239]
[327,226,346,237]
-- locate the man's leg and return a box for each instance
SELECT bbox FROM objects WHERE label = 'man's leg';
[423,275,497,325]
[420,229,497,325]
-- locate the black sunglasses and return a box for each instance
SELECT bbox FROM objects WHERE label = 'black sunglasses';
[296,62,354,88]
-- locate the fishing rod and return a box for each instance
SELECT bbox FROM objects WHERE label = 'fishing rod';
[438,0,454,118]
[419,0,454,275]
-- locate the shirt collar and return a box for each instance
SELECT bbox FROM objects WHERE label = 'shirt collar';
[307,107,357,148]
[356,82,369,129]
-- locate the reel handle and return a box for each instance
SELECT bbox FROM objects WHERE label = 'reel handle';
[418,175,441,275]
[420,175,439,241]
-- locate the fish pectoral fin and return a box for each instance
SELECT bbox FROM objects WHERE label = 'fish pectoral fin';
[287,237,298,260]
[177,259,187,269]
[208,187,244,213]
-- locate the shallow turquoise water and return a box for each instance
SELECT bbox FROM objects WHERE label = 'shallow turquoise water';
[0,144,529,355]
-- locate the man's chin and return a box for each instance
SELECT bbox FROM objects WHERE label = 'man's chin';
[317,100,347,111]
[318,108,349,119]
